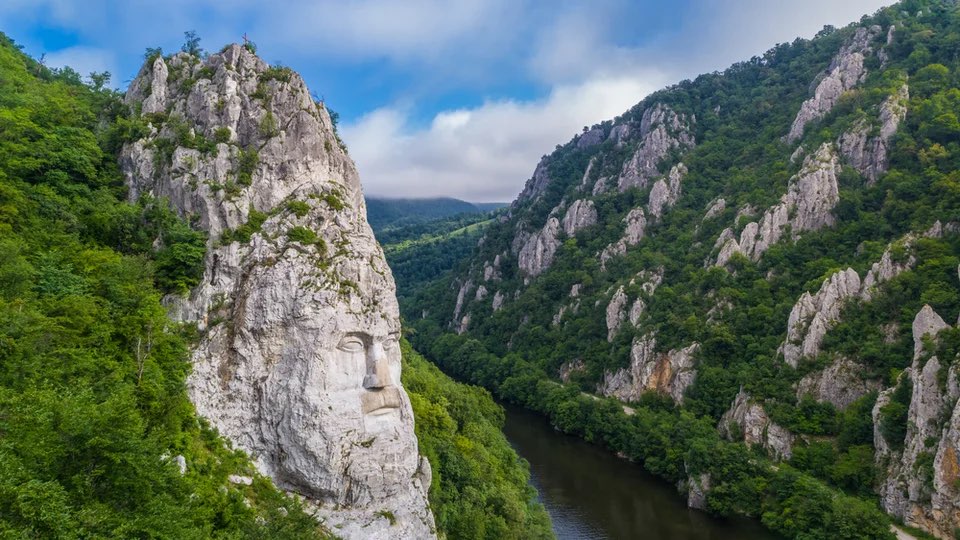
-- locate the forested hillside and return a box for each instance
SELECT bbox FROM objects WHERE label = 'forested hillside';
[0,33,330,538]
[365,196,504,232]
[408,1,960,538]
[0,31,550,540]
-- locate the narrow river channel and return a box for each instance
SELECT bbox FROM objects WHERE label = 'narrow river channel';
[502,405,778,540]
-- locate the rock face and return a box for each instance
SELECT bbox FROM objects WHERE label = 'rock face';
[577,127,605,149]
[515,217,561,278]
[787,26,880,143]
[562,199,598,236]
[606,286,630,341]
[875,306,958,537]
[782,268,862,367]
[599,336,700,405]
[617,104,695,192]
[839,83,909,184]
[600,207,647,267]
[797,356,880,410]
[515,158,554,205]
[604,270,663,340]
[719,389,794,460]
[715,143,840,266]
[781,232,923,367]
[120,46,435,539]
[648,164,687,220]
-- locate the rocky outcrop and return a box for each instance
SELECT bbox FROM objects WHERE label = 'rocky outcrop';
[719,389,794,460]
[648,163,687,220]
[577,127,605,149]
[599,337,699,405]
[452,279,474,324]
[562,199,598,236]
[559,359,587,383]
[492,290,506,311]
[515,217,561,278]
[797,356,880,410]
[787,26,881,143]
[685,473,711,511]
[617,104,695,192]
[607,123,632,147]
[782,232,926,367]
[515,157,553,205]
[600,208,647,268]
[121,46,435,539]
[604,270,663,340]
[782,269,862,367]
[703,198,726,221]
[715,143,840,266]
[606,286,630,341]
[839,83,909,184]
[876,306,957,537]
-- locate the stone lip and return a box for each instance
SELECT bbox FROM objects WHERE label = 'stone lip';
[121,44,435,539]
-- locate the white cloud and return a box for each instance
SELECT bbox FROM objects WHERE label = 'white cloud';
[43,46,118,83]
[343,74,664,202]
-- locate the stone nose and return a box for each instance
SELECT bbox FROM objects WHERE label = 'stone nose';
[362,342,393,389]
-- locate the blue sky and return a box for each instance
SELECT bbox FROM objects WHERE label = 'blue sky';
[1,0,893,201]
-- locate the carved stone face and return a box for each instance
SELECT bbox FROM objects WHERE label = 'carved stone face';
[261,288,416,504]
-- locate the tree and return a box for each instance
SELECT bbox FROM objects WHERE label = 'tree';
[181,30,203,57]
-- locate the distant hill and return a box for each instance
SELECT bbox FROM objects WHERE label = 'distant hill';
[365,196,506,231]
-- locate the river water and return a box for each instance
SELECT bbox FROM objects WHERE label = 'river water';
[502,405,777,540]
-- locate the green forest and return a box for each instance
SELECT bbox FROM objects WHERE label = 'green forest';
[402,1,960,539]
[0,31,548,540]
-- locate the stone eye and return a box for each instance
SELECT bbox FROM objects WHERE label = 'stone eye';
[383,336,399,349]
[338,336,364,353]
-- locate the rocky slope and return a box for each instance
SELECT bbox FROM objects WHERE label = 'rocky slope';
[120,45,435,539]
[410,2,960,538]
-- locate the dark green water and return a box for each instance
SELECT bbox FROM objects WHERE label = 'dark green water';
[502,405,777,540]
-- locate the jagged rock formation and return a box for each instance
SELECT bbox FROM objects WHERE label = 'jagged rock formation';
[600,207,647,267]
[714,143,840,266]
[782,268,862,367]
[875,306,959,537]
[797,356,880,410]
[562,198,598,235]
[703,198,726,221]
[599,337,699,405]
[616,104,695,192]
[782,229,934,367]
[604,270,663,340]
[515,217,561,278]
[577,127,605,149]
[839,83,909,184]
[515,158,554,205]
[606,286,630,341]
[121,46,435,539]
[787,26,881,143]
[719,389,795,460]
[648,163,687,220]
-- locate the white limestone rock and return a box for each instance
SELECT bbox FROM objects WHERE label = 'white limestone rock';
[648,163,687,220]
[797,357,878,410]
[121,45,435,540]
[703,198,726,221]
[617,104,695,192]
[782,268,861,367]
[876,305,957,536]
[559,359,587,384]
[492,290,506,312]
[516,217,561,278]
[714,143,840,266]
[838,83,909,184]
[562,199,598,236]
[606,286,630,342]
[719,389,794,460]
[599,337,699,405]
[577,127,605,149]
[515,158,553,205]
[787,26,881,143]
[600,207,647,268]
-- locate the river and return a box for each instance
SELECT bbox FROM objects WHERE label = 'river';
[502,405,778,540]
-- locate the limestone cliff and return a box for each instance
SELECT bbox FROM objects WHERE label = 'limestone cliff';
[714,142,840,266]
[120,46,435,539]
[615,104,695,192]
[599,336,700,405]
[787,26,881,143]
[875,306,958,538]
[719,389,795,460]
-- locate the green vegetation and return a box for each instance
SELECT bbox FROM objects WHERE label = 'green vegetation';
[398,2,960,538]
[401,341,553,540]
[236,147,259,186]
[0,32,330,538]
